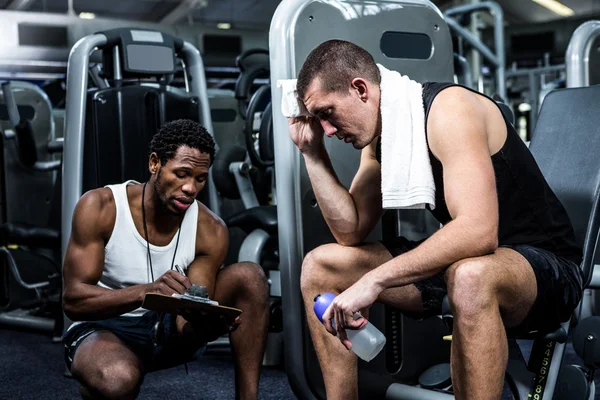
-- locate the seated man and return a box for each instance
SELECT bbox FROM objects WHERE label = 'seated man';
[62,119,269,400]
[290,40,583,399]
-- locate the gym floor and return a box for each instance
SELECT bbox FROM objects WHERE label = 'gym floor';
[0,328,296,400]
[0,327,598,399]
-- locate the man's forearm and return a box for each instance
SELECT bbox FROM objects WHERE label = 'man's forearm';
[369,217,498,290]
[63,283,149,321]
[304,146,361,242]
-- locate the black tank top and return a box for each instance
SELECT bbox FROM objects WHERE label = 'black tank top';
[376,82,581,264]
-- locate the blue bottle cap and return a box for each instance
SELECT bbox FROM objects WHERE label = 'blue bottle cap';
[313,292,336,323]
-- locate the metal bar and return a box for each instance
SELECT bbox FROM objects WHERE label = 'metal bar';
[469,0,481,91]
[529,72,538,133]
[112,46,122,81]
[386,383,454,399]
[454,53,474,88]
[179,40,220,216]
[0,311,54,332]
[566,20,600,88]
[445,18,499,67]
[229,162,259,209]
[180,58,190,92]
[61,34,107,261]
[491,3,506,100]
[589,264,600,288]
[160,0,208,25]
[1,83,21,127]
[445,1,497,18]
[506,65,565,78]
[269,0,318,398]
[444,2,505,99]
[0,248,49,290]
[89,64,109,89]
[5,0,36,10]
[542,322,570,400]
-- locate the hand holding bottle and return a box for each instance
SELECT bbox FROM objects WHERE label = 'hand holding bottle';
[314,292,386,362]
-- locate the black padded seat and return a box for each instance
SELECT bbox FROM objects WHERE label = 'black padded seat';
[0,222,60,248]
[225,205,277,235]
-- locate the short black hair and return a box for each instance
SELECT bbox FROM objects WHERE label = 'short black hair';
[149,119,215,166]
[297,39,381,101]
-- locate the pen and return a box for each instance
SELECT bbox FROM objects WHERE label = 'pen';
[174,264,185,275]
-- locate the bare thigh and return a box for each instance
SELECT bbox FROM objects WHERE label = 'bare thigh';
[445,247,538,329]
[71,331,144,389]
[302,242,424,314]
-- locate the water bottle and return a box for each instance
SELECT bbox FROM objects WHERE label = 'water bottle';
[313,292,386,362]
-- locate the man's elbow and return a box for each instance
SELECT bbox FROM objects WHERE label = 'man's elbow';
[479,228,498,255]
[62,303,79,322]
[335,232,364,247]
[338,238,360,247]
[483,236,498,254]
[62,291,82,321]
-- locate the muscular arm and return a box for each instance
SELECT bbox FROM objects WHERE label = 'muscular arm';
[304,140,383,246]
[62,190,151,321]
[185,204,229,298]
[176,204,229,336]
[369,88,499,289]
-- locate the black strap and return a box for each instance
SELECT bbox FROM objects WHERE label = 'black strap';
[142,181,183,352]
[141,181,182,282]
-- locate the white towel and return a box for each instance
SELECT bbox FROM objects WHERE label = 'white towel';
[277,79,311,118]
[378,64,435,210]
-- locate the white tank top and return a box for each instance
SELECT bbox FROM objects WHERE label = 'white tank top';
[99,180,198,317]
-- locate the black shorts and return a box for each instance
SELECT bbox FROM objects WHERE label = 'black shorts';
[379,237,584,335]
[62,311,206,372]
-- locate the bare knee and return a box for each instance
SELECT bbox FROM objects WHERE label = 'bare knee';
[446,259,498,319]
[300,244,343,296]
[82,360,142,400]
[223,262,269,303]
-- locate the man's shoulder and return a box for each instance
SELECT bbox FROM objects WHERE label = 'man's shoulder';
[195,200,227,236]
[193,201,228,255]
[78,187,115,211]
[427,84,481,122]
[75,187,117,228]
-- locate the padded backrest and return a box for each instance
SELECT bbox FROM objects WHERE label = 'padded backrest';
[0,82,57,228]
[234,49,270,102]
[83,85,200,191]
[207,88,246,150]
[529,85,600,282]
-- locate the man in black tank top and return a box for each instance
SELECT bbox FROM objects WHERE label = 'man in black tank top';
[288,40,583,399]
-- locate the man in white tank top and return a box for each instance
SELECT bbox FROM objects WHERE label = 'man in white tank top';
[61,119,269,400]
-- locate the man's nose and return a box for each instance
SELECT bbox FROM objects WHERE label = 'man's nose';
[320,120,338,137]
[182,180,197,196]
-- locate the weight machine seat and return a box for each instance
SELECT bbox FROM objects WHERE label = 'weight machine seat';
[225,205,277,235]
[0,222,60,248]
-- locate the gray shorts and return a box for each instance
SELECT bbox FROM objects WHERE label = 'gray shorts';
[379,237,583,335]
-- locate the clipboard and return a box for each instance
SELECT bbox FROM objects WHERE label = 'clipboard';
[142,293,242,320]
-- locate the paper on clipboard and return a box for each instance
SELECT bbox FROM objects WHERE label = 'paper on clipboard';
[172,293,219,305]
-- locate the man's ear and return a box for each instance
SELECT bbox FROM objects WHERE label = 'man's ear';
[148,152,161,175]
[351,78,369,102]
